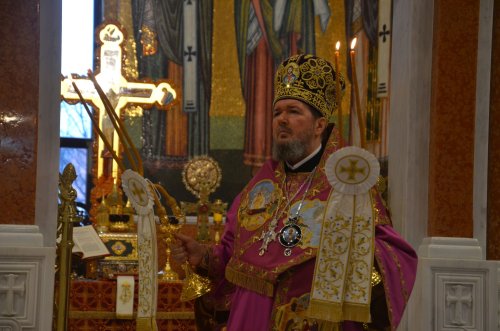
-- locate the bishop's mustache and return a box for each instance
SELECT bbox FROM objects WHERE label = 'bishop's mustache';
[275,125,292,135]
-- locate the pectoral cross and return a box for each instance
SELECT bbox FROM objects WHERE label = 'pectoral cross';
[61,23,177,181]
[258,226,277,256]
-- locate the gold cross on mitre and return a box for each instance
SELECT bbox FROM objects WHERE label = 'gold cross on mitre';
[61,23,176,181]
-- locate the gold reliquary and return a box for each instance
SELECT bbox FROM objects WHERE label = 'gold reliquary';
[96,231,139,279]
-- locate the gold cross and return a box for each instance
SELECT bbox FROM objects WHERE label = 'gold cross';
[61,23,176,180]
[131,181,147,205]
[258,227,277,256]
[339,159,366,181]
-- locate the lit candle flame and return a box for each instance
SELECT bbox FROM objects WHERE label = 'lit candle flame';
[350,37,357,50]
[335,41,340,51]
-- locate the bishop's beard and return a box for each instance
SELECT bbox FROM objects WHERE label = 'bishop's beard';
[272,129,314,163]
[272,140,307,163]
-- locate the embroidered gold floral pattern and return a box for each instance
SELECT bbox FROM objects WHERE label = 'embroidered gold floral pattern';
[274,54,345,117]
[138,233,156,317]
[309,192,375,322]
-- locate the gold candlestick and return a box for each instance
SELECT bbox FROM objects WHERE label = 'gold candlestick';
[213,213,223,244]
[157,206,211,300]
[212,199,227,244]
[350,37,366,148]
[158,210,180,281]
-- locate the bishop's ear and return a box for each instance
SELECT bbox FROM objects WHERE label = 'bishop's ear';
[315,116,328,136]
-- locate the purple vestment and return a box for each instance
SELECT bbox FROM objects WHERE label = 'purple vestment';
[204,133,418,331]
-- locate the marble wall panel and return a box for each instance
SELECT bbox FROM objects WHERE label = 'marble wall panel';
[0,1,40,224]
[428,0,480,237]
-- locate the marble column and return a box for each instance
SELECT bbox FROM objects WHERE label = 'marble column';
[486,0,500,259]
[408,238,499,331]
[390,0,499,330]
[388,0,434,248]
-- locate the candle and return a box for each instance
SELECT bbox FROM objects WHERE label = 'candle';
[350,37,366,148]
[334,41,343,139]
[213,212,223,224]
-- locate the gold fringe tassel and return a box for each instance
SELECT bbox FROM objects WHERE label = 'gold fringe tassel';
[136,317,157,331]
[225,266,274,297]
[307,300,371,324]
[342,303,371,323]
[307,300,343,322]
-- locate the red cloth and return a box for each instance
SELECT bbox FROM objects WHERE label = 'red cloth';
[68,280,195,331]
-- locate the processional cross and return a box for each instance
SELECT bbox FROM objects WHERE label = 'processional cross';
[61,23,176,181]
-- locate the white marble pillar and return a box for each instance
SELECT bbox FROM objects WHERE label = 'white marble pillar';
[473,0,494,259]
[389,0,497,330]
[388,2,434,329]
[407,237,499,331]
[388,0,434,249]
[36,0,62,247]
[0,225,56,331]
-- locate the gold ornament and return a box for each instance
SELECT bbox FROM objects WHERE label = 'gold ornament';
[157,206,181,281]
[181,156,225,242]
[182,156,222,199]
[180,263,212,302]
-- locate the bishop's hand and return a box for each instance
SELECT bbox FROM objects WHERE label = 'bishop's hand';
[171,233,207,268]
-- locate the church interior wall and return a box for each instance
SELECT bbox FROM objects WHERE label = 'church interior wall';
[0,0,499,329]
[0,0,41,226]
[427,0,480,238]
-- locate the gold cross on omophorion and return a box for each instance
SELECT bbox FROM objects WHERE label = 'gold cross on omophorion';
[340,159,366,181]
[131,181,147,204]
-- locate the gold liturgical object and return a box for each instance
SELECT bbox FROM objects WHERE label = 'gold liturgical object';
[158,211,181,281]
[180,262,212,302]
[70,63,211,318]
[54,163,82,331]
[155,192,212,301]
[178,156,227,301]
[181,156,227,242]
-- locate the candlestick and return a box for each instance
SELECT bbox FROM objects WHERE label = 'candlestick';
[350,37,366,148]
[334,41,343,139]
